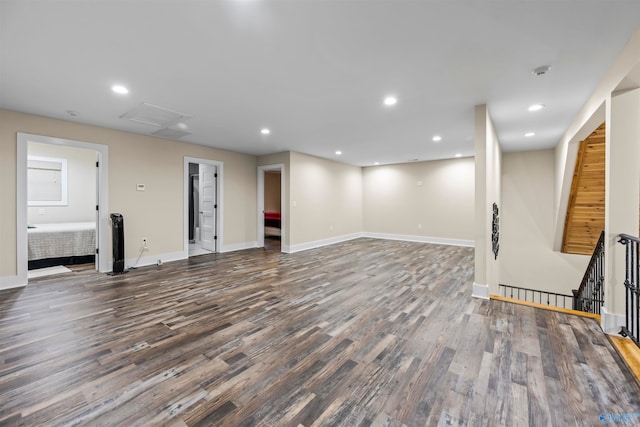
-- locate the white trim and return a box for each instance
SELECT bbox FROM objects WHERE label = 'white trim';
[17,133,109,284]
[472,282,490,299]
[363,232,474,247]
[284,233,364,254]
[601,306,625,335]
[184,157,223,258]
[257,163,285,251]
[221,241,258,253]
[0,275,27,290]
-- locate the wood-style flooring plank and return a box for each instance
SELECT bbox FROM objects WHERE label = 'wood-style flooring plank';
[1,238,640,426]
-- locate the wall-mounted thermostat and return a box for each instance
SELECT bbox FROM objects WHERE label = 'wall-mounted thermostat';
[136,184,145,191]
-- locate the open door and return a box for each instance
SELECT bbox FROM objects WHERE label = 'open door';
[199,163,217,252]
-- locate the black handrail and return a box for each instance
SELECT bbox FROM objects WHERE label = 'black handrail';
[499,284,574,309]
[618,233,640,347]
[572,230,605,314]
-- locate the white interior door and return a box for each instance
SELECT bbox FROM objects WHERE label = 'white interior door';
[199,164,217,251]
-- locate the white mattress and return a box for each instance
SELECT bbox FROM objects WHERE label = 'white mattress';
[28,222,96,261]
[264,226,281,237]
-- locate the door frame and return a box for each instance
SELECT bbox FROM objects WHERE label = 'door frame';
[16,132,109,283]
[257,163,285,250]
[184,156,223,255]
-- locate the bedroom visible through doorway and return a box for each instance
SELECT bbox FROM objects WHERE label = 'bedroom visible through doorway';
[258,164,285,251]
[16,132,109,286]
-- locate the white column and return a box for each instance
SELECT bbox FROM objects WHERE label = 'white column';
[603,88,640,334]
[473,105,502,298]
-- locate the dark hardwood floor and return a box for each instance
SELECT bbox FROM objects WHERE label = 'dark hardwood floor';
[1,238,639,426]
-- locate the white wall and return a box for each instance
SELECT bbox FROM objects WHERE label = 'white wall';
[555,28,640,229]
[501,150,589,296]
[27,142,96,224]
[604,88,640,325]
[362,157,474,243]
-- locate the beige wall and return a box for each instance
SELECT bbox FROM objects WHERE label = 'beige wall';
[501,150,589,296]
[362,157,474,241]
[264,172,281,212]
[289,152,362,247]
[0,109,257,278]
[27,142,97,224]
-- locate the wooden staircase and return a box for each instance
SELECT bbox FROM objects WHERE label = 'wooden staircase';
[562,122,606,255]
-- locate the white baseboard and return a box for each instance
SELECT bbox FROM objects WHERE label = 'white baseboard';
[221,241,258,253]
[0,275,27,290]
[285,233,364,254]
[472,282,489,299]
[601,306,625,336]
[362,232,474,248]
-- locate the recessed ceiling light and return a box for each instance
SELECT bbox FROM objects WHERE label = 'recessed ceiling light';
[335,150,342,155]
[532,65,551,76]
[374,162,380,166]
[525,132,535,137]
[261,128,270,135]
[432,135,442,142]
[528,104,545,112]
[383,96,397,106]
[111,85,129,95]
[455,153,462,158]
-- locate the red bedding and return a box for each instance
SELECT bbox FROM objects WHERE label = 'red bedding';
[264,212,281,221]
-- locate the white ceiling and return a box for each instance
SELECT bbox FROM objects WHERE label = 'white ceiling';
[1,1,639,166]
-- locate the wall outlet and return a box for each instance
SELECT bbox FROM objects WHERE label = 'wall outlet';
[38,208,45,215]
[329,225,333,231]
[418,224,422,230]
[142,237,147,245]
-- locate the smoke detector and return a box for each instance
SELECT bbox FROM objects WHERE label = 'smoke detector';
[532,65,551,76]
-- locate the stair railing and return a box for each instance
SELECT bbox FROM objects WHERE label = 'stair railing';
[498,284,573,309]
[618,234,640,347]
[572,230,605,314]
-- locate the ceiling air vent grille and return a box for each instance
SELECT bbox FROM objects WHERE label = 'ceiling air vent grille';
[120,102,192,128]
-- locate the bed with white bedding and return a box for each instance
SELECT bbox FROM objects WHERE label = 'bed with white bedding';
[28,222,96,269]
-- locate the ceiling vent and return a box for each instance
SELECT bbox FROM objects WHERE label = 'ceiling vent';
[121,102,192,128]
[152,126,192,139]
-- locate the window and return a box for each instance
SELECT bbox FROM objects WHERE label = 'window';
[27,155,68,206]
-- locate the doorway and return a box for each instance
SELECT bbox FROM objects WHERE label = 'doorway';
[16,133,109,285]
[258,164,285,251]
[184,157,222,257]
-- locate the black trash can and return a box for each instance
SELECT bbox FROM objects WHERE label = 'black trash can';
[110,213,125,274]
